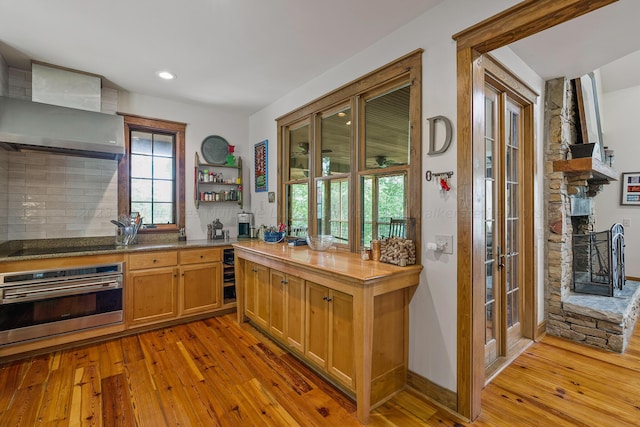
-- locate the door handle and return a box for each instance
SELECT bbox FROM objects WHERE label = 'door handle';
[497,246,505,270]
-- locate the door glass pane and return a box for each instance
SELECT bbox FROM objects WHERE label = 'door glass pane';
[486,262,495,345]
[365,85,410,169]
[288,124,310,181]
[321,107,351,175]
[485,97,495,179]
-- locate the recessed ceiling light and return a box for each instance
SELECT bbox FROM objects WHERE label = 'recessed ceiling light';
[156,70,176,80]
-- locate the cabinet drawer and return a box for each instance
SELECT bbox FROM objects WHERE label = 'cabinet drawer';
[179,248,221,265]
[128,251,178,270]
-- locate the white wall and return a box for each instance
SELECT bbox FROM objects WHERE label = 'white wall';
[247,0,545,392]
[596,85,640,277]
[112,93,251,240]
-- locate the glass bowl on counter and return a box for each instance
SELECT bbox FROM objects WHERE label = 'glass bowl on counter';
[305,234,334,251]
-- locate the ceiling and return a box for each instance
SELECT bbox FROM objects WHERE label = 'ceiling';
[508,0,640,94]
[0,0,444,114]
[2,1,640,116]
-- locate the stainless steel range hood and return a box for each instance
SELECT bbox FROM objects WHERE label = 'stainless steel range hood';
[0,96,124,160]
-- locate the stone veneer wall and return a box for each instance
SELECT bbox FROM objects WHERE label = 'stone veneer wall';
[545,77,640,352]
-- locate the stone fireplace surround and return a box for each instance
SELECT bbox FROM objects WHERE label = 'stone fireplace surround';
[545,77,640,353]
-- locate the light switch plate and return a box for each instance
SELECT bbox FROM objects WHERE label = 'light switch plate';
[435,234,453,254]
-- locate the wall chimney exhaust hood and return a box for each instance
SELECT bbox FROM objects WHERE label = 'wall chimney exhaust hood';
[0,96,124,160]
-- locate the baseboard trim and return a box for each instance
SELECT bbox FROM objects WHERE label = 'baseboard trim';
[406,369,457,412]
[535,319,547,341]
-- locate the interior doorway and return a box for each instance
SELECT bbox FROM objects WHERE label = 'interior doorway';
[483,74,534,377]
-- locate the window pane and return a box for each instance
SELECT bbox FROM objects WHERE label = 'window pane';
[361,173,405,244]
[287,183,308,229]
[153,180,174,203]
[131,202,152,224]
[154,157,173,180]
[289,124,310,181]
[129,128,176,226]
[154,134,174,157]
[317,178,348,244]
[153,203,173,224]
[377,175,405,220]
[131,131,152,154]
[131,178,152,202]
[321,107,351,175]
[365,85,410,169]
[131,154,152,179]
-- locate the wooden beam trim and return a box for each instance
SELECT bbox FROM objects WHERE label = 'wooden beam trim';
[452,0,618,53]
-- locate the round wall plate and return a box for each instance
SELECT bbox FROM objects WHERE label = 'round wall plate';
[201,135,229,164]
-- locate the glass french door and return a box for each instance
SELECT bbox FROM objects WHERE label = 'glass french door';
[484,83,523,369]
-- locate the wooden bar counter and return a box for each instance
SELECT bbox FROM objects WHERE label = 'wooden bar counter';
[233,241,422,423]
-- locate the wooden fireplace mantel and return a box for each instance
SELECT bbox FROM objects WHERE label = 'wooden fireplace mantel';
[553,157,617,183]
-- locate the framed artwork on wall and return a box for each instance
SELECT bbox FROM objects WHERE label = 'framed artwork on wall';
[255,140,268,192]
[621,172,640,205]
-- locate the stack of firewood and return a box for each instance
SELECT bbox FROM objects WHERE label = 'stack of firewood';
[379,237,416,266]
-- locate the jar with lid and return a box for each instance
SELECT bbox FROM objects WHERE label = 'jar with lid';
[202,170,208,182]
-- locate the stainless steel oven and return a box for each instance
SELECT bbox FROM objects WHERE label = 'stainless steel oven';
[0,262,123,346]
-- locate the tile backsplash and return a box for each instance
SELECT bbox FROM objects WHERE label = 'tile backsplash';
[5,151,118,240]
[0,148,8,241]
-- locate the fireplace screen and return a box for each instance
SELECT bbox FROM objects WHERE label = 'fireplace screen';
[572,223,625,297]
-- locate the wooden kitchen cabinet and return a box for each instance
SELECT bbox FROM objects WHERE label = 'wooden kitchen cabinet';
[234,241,422,424]
[127,250,179,326]
[244,260,270,329]
[269,270,305,353]
[179,248,222,316]
[305,281,354,389]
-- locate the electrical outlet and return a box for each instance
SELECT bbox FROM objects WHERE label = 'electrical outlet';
[623,219,630,228]
[435,234,453,254]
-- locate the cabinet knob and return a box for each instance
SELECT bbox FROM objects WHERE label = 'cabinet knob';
[281,280,288,285]
[326,297,333,302]
[153,259,157,263]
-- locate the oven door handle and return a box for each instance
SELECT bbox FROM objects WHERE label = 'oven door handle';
[1,276,121,304]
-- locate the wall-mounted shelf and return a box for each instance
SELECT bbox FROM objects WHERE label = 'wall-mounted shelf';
[194,152,243,209]
[552,157,617,183]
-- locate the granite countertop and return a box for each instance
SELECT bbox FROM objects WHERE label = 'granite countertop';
[0,237,247,262]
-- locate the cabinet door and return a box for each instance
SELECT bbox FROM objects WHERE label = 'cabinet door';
[180,262,221,316]
[244,261,257,318]
[245,261,269,328]
[269,270,286,340]
[305,281,329,368]
[328,289,355,388]
[254,263,270,329]
[128,267,178,325]
[286,275,305,353]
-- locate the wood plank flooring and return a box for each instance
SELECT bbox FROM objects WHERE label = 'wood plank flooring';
[1,314,640,426]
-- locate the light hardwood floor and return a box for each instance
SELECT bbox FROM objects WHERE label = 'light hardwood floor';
[1,314,640,426]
